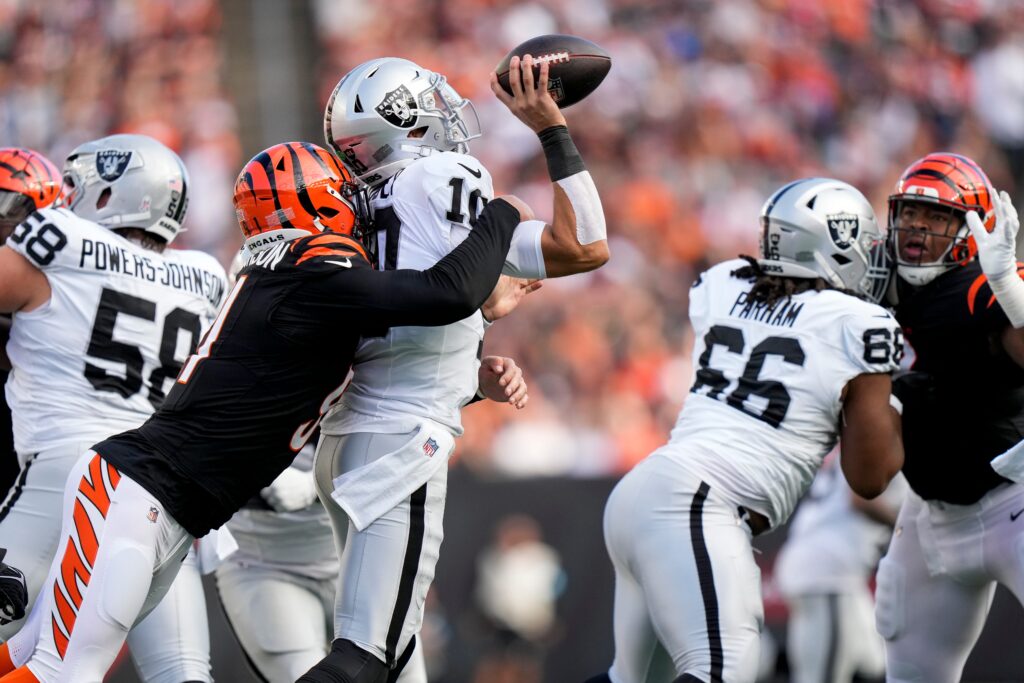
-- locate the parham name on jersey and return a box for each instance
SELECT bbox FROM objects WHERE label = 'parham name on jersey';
[729,290,805,327]
[79,237,225,307]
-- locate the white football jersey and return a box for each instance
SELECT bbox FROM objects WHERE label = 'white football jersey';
[322,151,546,436]
[775,455,907,595]
[661,259,902,529]
[5,207,227,460]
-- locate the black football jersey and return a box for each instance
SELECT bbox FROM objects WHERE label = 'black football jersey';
[894,260,1024,504]
[95,200,519,537]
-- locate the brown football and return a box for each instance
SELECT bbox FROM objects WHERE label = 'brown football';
[495,34,611,108]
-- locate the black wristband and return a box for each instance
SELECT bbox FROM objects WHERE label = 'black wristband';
[538,125,585,181]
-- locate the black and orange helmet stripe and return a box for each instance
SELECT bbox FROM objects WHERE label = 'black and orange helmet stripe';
[234,141,358,240]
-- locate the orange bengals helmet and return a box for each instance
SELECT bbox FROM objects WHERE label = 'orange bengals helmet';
[0,148,62,237]
[887,152,995,286]
[233,142,368,255]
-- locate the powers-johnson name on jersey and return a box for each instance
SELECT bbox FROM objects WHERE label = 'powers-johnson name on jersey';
[78,237,225,307]
[659,259,901,529]
[4,207,227,460]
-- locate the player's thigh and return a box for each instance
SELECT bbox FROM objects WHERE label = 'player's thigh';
[26,454,192,683]
[652,497,761,683]
[603,469,670,683]
[876,501,994,683]
[216,562,332,682]
[615,466,761,683]
[0,449,81,640]
[333,439,446,668]
[127,547,211,683]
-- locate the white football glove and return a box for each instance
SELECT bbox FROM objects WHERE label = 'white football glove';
[967,190,1019,280]
[967,190,1024,327]
[260,466,318,512]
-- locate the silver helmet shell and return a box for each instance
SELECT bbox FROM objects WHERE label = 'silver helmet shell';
[63,134,189,244]
[758,178,890,303]
[324,58,482,186]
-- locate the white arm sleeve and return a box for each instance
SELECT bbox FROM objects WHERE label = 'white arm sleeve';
[502,219,547,279]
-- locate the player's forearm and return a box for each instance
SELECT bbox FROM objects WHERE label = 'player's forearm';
[372,199,520,327]
[538,126,609,277]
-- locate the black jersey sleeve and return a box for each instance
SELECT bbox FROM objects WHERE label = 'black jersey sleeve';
[329,198,521,329]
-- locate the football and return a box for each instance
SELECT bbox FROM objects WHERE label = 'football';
[495,34,611,108]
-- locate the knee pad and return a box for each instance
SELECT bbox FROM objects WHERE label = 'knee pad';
[296,639,388,683]
[97,544,153,631]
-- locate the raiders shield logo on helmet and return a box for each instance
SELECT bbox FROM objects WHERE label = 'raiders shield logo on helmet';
[375,85,418,129]
[827,213,860,250]
[96,150,132,182]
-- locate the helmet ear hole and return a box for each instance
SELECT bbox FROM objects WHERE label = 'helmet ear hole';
[318,206,339,218]
[408,126,429,139]
[96,187,112,210]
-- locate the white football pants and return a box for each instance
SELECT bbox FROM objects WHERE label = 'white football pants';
[602,454,763,683]
[786,589,884,683]
[0,445,210,683]
[314,431,443,683]
[876,482,1024,683]
[3,451,192,683]
[216,551,335,682]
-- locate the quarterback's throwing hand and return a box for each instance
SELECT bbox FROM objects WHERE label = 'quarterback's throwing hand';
[967,190,1020,279]
[490,55,566,133]
[0,550,28,625]
[478,356,529,409]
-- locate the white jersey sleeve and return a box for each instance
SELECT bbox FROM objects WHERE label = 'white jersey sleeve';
[660,259,902,528]
[4,208,227,459]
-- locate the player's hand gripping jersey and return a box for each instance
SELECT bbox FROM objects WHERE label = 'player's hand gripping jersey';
[4,207,226,462]
[668,260,902,528]
[894,261,1024,503]
[324,151,547,436]
[94,200,520,539]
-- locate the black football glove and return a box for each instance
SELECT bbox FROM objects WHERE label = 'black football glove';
[0,548,28,625]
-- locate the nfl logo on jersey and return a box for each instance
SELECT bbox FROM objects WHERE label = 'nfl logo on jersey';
[422,438,439,458]
[147,507,159,523]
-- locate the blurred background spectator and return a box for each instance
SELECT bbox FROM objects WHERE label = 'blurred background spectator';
[5,0,1024,680]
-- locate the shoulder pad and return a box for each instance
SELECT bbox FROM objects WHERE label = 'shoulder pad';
[288,233,371,269]
[6,208,107,271]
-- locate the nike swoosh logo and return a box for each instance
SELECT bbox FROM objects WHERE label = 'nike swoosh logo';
[1012,508,1024,521]
[325,258,352,268]
[457,163,482,178]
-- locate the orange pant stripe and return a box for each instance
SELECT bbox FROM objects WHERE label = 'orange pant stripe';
[51,614,69,662]
[71,499,99,569]
[78,455,113,517]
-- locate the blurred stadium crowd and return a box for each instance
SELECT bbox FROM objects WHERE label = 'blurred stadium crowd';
[4,1,1024,681]
[3,0,1024,481]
